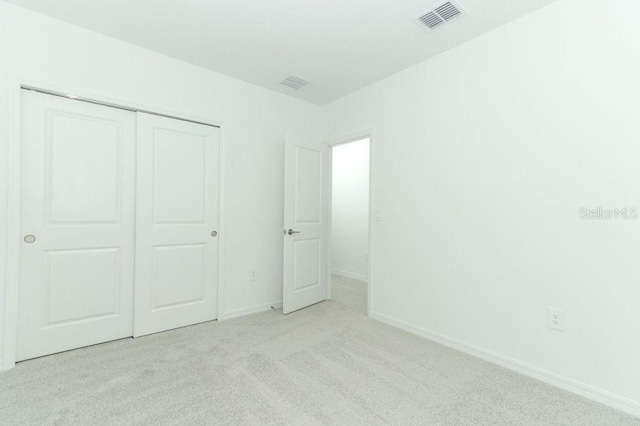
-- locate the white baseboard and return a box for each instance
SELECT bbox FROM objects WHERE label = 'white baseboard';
[219,300,283,321]
[332,269,368,282]
[370,311,640,418]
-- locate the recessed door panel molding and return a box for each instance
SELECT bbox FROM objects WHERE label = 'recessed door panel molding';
[17,90,136,362]
[283,134,328,314]
[135,112,220,337]
[44,247,120,327]
[152,244,206,310]
[293,238,321,292]
[46,110,123,225]
[153,128,207,224]
[294,146,323,224]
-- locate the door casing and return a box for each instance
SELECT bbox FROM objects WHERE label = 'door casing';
[2,77,226,370]
[325,130,375,317]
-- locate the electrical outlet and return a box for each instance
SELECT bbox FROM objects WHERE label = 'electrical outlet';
[364,252,369,262]
[372,209,381,222]
[547,307,565,331]
[249,269,258,282]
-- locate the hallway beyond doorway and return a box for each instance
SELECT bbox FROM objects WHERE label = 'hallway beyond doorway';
[331,274,367,314]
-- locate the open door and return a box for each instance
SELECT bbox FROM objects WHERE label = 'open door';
[282,134,329,314]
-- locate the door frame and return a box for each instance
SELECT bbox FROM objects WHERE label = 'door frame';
[326,129,374,317]
[2,77,226,370]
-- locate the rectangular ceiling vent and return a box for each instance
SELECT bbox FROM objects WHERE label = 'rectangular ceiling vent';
[418,11,444,29]
[280,75,310,90]
[416,1,463,30]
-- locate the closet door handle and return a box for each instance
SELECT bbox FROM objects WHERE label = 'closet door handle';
[211,230,218,237]
[287,229,300,235]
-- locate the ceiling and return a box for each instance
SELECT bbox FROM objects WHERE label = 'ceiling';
[4,0,557,104]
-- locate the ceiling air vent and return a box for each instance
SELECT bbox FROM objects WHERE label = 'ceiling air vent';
[435,2,462,21]
[280,75,310,90]
[418,11,444,29]
[416,1,463,30]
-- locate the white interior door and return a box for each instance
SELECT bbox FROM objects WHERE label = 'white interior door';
[17,90,136,361]
[283,134,329,314]
[134,113,220,337]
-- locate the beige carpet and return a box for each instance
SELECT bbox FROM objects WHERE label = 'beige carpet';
[0,275,637,425]
[331,273,367,314]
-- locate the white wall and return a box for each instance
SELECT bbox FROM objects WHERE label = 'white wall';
[324,0,640,414]
[2,0,639,415]
[0,1,324,365]
[331,139,369,281]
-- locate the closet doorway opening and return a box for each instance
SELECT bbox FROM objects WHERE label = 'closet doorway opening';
[329,137,371,316]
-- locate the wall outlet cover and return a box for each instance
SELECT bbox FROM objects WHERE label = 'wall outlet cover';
[547,307,565,331]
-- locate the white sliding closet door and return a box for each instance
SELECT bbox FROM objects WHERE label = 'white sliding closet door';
[17,90,136,361]
[134,113,220,337]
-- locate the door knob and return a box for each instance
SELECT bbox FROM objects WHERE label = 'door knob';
[24,235,36,243]
[211,230,218,237]
[287,229,300,235]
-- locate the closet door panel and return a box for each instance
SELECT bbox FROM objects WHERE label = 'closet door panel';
[17,90,136,361]
[134,113,220,337]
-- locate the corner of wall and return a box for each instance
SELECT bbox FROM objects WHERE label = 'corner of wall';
[331,269,368,282]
